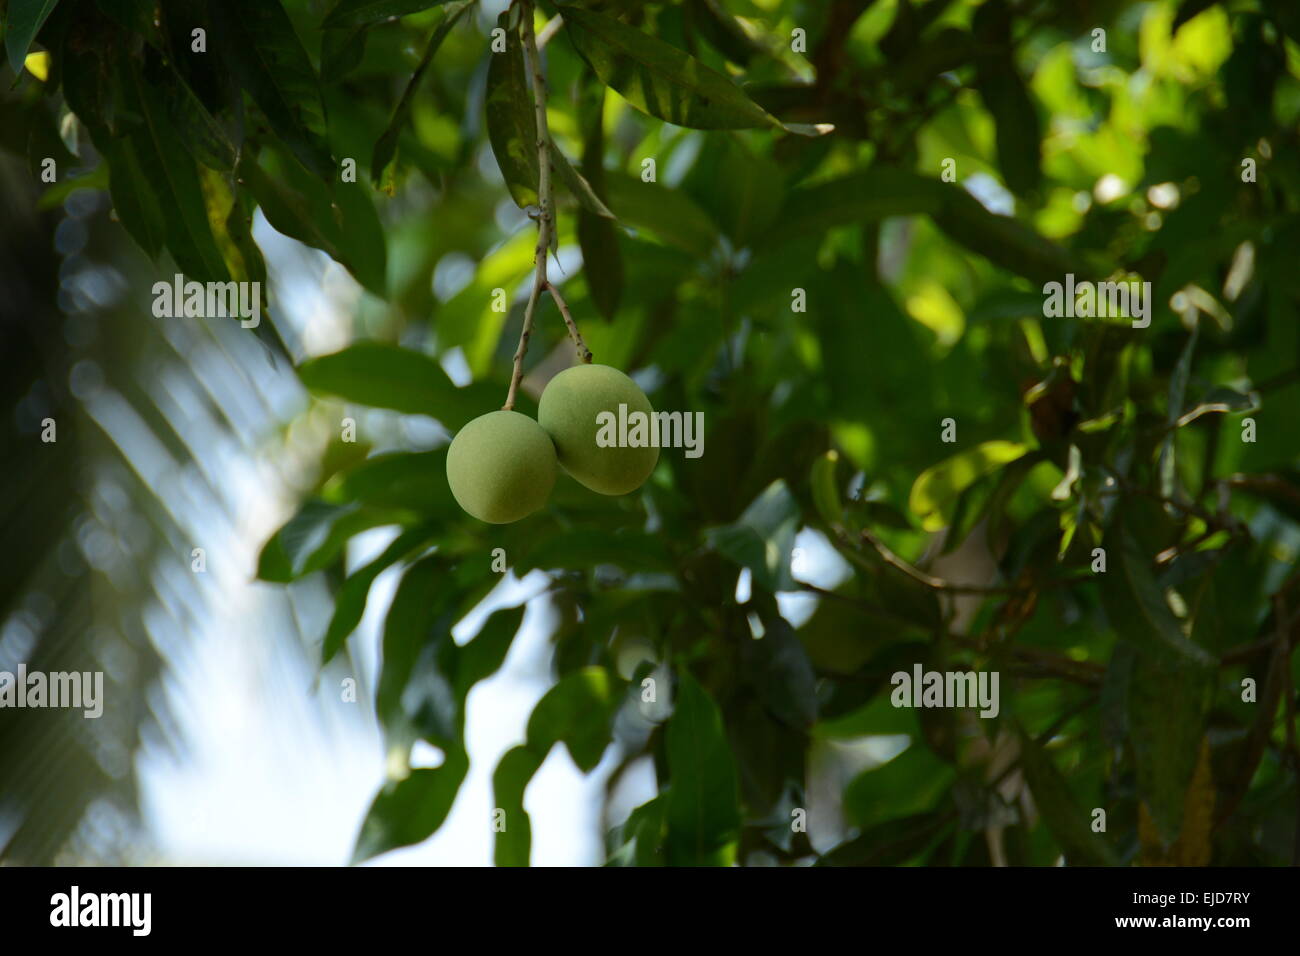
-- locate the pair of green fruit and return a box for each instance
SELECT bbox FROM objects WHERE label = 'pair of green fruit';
[446,364,658,523]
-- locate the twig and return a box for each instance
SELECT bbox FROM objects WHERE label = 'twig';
[545,281,592,363]
[859,528,1032,595]
[502,1,590,409]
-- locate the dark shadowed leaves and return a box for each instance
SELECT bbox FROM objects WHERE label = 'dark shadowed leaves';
[706,479,800,593]
[209,0,332,179]
[665,671,740,865]
[562,6,814,133]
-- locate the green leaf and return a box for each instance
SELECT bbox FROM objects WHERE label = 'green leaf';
[810,450,843,527]
[161,66,237,171]
[492,745,544,866]
[518,529,673,574]
[1015,726,1121,866]
[1100,526,1217,668]
[296,342,500,428]
[843,743,955,830]
[561,5,810,134]
[242,143,387,296]
[485,11,542,208]
[485,14,614,217]
[706,479,800,593]
[491,665,619,866]
[908,440,1028,532]
[1159,327,1198,498]
[577,84,623,319]
[526,666,619,773]
[933,189,1082,284]
[320,522,435,665]
[4,0,60,73]
[352,747,468,863]
[112,62,231,280]
[374,555,459,740]
[604,174,718,257]
[763,169,947,245]
[606,795,667,866]
[371,1,473,182]
[973,0,1041,196]
[665,671,740,865]
[257,499,398,582]
[323,449,457,515]
[1127,649,1212,845]
[323,0,453,29]
[818,812,951,866]
[106,138,167,261]
[210,0,332,179]
[746,597,818,729]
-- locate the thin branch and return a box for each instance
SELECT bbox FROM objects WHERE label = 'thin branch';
[545,281,592,363]
[503,2,589,409]
[859,528,1032,595]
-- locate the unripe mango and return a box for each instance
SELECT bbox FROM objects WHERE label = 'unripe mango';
[538,364,659,496]
[446,410,557,523]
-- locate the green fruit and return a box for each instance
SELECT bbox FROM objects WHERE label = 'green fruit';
[446,410,557,523]
[538,364,659,495]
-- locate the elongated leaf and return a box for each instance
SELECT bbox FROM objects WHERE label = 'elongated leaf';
[485,14,615,217]
[493,666,619,866]
[604,173,718,258]
[5,0,60,73]
[577,84,623,319]
[352,747,468,863]
[241,144,387,295]
[257,499,400,582]
[526,667,619,773]
[106,138,166,260]
[1128,649,1211,844]
[116,62,231,280]
[161,66,238,171]
[485,11,542,208]
[1016,727,1122,866]
[933,189,1082,284]
[371,1,473,181]
[706,479,800,593]
[606,795,667,866]
[210,0,332,179]
[562,5,813,134]
[320,522,435,664]
[973,0,1040,196]
[766,169,948,245]
[1100,526,1217,667]
[296,342,500,428]
[908,440,1028,532]
[492,745,544,867]
[665,672,740,865]
[323,0,452,29]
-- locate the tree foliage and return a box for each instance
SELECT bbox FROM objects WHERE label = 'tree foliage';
[6,0,1300,865]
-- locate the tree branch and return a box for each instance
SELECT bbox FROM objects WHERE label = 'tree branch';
[503,2,590,409]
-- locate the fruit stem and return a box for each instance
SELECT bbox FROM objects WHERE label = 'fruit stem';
[503,0,590,410]
[545,282,592,363]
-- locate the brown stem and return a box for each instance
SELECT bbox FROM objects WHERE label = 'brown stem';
[504,2,552,410]
[502,1,590,409]
[546,282,592,363]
